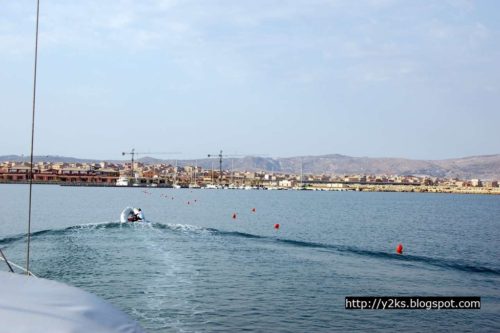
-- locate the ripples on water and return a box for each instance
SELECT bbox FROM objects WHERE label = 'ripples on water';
[1,185,499,332]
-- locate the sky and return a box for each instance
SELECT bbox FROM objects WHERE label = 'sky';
[1,0,499,161]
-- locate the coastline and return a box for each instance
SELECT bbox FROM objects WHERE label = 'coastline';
[1,181,499,195]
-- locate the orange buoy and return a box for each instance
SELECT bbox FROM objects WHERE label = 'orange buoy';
[232,213,237,219]
[396,243,403,254]
[252,208,256,212]
[274,223,280,230]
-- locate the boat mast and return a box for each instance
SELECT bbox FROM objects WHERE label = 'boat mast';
[300,157,303,188]
[131,148,135,180]
[231,158,234,185]
[26,0,41,276]
[173,159,178,186]
[193,160,197,185]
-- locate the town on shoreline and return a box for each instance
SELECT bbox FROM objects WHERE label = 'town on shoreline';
[1,160,499,195]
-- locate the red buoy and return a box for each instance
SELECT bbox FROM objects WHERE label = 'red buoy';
[274,223,280,230]
[396,243,403,254]
[252,208,256,212]
[232,213,237,219]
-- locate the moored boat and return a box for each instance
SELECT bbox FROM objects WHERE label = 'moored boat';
[116,176,130,186]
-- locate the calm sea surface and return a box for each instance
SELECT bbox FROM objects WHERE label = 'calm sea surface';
[1,184,499,332]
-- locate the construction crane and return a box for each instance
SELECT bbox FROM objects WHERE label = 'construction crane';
[122,149,181,179]
[207,150,265,184]
[207,150,225,182]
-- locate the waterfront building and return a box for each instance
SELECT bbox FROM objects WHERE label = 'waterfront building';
[471,179,482,187]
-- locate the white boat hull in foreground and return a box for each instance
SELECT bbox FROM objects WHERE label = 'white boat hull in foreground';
[0,271,144,333]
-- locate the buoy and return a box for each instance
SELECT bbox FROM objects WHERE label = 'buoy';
[274,223,280,230]
[396,243,403,254]
[232,213,237,219]
[188,201,190,205]
[252,208,256,212]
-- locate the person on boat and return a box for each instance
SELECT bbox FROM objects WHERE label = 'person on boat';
[132,208,143,221]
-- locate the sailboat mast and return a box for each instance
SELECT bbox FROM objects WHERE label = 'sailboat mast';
[300,157,303,187]
[131,148,135,181]
[26,0,41,275]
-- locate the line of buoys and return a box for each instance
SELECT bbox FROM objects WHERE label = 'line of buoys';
[396,243,403,254]
[225,206,282,231]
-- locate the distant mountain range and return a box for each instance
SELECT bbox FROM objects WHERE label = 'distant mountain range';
[1,154,499,180]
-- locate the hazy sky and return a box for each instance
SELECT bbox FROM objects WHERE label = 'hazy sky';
[1,0,499,160]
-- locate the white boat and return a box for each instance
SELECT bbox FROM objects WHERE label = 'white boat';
[0,271,144,333]
[120,207,145,223]
[116,176,129,186]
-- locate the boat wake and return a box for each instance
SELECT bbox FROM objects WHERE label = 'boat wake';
[1,222,498,276]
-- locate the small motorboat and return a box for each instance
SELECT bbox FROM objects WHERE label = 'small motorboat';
[120,207,145,223]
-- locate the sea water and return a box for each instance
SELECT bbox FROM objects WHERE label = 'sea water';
[0,184,499,332]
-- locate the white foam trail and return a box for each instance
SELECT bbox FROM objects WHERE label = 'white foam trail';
[163,223,209,233]
[70,222,112,230]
